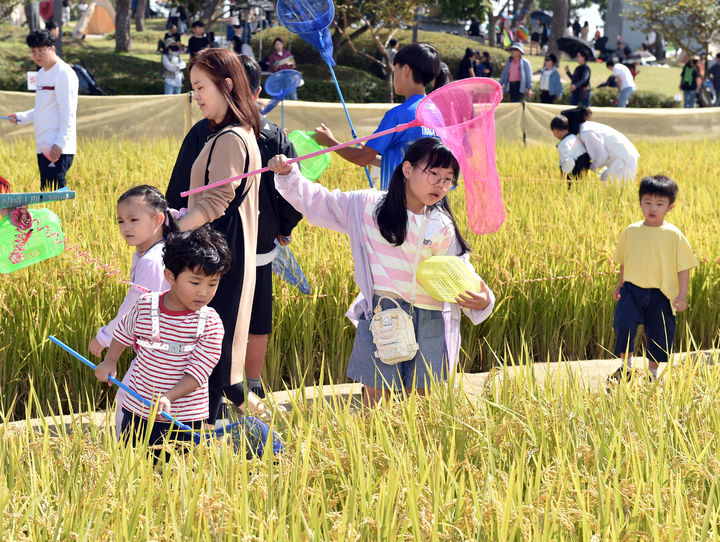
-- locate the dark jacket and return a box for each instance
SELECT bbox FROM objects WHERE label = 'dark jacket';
[165,117,303,254]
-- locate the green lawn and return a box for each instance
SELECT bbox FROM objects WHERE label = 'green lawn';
[524,53,682,100]
[1,20,682,102]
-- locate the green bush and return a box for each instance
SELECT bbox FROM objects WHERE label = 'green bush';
[521,83,679,108]
[294,63,387,103]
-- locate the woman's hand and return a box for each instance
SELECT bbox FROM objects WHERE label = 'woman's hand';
[455,281,491,311]
[276,234,292,246]
[268,154,293,175]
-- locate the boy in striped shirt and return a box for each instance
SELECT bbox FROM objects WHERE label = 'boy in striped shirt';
[95,225,230,449]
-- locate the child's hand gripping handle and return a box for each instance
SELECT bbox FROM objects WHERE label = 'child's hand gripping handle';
[49,336,243,441]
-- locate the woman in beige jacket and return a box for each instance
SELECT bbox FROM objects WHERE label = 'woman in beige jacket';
[177,48,262,424]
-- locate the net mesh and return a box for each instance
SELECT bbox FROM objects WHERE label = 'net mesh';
[276,0,336,66]
[416,78,505,234]
[264,69,304,98]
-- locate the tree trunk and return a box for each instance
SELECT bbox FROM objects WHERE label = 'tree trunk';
[135,0,146,32]
[549,0,568,57]
[53,0,62,57]
[25,1,40,32]
[488,12,497,48]
[115,0,132,52]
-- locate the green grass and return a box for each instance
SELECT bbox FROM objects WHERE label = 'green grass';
[1,137,720,421]
[0,21,683,102]
[523,55,682,100]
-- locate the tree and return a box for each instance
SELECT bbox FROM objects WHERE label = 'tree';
[626,0,720,62]
[548,0,568,56]
[333,0,420,102]
[435,0,490,21]
[115,0,132,52]
[135,0,146,32]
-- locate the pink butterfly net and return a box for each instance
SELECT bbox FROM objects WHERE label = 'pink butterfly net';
[416,78,505,234]
[182,78,506,235]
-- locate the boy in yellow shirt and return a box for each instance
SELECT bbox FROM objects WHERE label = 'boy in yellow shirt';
[610,175,697,381]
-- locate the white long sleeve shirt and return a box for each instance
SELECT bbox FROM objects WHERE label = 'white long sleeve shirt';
[557,134,588,175]
[16,59,79,155]
[162,52,186,88]
[579,121,639,170]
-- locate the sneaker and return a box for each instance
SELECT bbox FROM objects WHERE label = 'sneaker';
[249,385,266,399]
[606,365,633,385]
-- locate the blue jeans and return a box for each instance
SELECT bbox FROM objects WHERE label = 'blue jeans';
[164,82,182,95]
[618,86,634,107]
[570,88,590,107]
[683,90,696,108]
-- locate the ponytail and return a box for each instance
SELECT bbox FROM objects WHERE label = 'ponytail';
[118,184,179,238]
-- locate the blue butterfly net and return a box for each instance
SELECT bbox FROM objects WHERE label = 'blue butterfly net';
[276,0,335,67]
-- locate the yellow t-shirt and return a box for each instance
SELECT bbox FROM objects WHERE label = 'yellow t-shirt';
[614,221,697,305]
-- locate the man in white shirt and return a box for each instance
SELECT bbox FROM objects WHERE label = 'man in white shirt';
[579,119,639,183]
[606,59,636,108]
[9,30,78,190]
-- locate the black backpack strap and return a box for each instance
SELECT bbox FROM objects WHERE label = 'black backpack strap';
[204,128,252,215]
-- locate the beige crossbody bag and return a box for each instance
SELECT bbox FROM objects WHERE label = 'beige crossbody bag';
[369,210,429,365]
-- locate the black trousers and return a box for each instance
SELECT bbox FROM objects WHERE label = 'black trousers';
[37,153,74,191]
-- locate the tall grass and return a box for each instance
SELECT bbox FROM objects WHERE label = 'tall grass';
[3,355,720,539]
[1,138,720,418]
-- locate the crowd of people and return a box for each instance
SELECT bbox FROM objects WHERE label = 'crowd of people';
[5,31,498,455]
[1,22,703,457]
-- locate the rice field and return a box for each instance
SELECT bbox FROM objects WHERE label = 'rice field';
[1,137,719,418]
[2,136,720,538]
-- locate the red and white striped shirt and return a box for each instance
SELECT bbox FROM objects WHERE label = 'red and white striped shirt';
[113,292,224,422]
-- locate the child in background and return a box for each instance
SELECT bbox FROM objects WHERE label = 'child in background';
[268,137,495,406]
[89,185,177,436]
[95,226,230,449]
[312,43,447,190]
[609,175,697,382]
[550,115,591,185]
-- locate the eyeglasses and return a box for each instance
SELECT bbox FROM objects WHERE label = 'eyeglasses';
[415,165,457,191]
[30,47,50,57]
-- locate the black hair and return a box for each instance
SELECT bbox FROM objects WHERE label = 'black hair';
[26,30,54,48]
[434,62,452,88]
[388,38,398,47]
[238,53,261,93]
[576,50,588,60]
[639,175,678,204]
[273,37,283,45]
[393,42,443,87]
[163,225,232,277]
[191,20,204,28]
[545,53,557,65]
[464,47,475,58]
[606,58,616,67]
[550,115,569,131]
[208,31,215,41]
[45,20,58,31]
[117,185,179,238]
[482,51,490,59]
[375,137,471,256]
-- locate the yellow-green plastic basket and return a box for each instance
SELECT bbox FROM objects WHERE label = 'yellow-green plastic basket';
[287,130,331,181]
[0,208,64,273]
[416,256,482,302]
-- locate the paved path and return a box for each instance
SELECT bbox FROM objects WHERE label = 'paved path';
[7,352,715,434]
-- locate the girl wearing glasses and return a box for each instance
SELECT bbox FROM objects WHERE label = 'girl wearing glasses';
[267,137,495,406]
